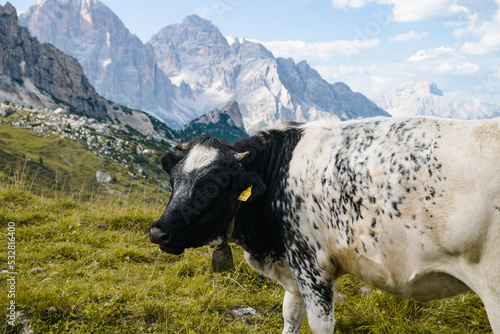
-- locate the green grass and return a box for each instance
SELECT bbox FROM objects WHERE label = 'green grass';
[0,179,493,333]
[0,182,287,333]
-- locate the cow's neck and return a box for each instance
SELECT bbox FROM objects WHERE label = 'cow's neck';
[231,125,304,263]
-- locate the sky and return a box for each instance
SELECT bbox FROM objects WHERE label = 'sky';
[7,0,500,103]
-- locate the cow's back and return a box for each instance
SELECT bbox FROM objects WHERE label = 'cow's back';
[284,117,500,299]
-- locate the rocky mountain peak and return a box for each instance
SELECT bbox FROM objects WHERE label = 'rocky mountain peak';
[232,39,274,60]
[179,100,248,143]
[194,100,244,130]
[20,2,390,131]
[151,14,228,48]
[0,2,19,38]
[0,1,107,119]
[182,14,215,28]
[1,2,16,17]
[372,80,499,119]
[148,14,230,77]
[398,80,444,97]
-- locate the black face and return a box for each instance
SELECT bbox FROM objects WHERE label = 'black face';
[149,136,266,255]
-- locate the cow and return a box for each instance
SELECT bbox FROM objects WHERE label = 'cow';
[150,117,500,333]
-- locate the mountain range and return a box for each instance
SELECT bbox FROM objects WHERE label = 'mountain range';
[372,80,500,120]
[19,0,389,131]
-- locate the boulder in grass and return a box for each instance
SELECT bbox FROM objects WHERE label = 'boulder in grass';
[0,107,16,117]
[96,171,113,184]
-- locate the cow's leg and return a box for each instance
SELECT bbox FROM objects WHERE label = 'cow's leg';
[456,259,500,333]
[299,282,335,334]
[282,290,306,334]
[482,297,500,333]
[288,264,335,333]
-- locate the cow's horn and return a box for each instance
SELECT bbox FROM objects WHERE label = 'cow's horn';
[234,151,250,162]
[175,143,188,152]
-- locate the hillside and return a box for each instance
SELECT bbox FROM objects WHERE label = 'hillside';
[0,103,172,202]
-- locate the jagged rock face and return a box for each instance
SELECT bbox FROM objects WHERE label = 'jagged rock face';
[372,80,500,119]
[19,0,194,129]
[179,100,248,143]
[0,2,177,139]
[0,2,108,119]
[149,15,231,76]
[148,16,389,132]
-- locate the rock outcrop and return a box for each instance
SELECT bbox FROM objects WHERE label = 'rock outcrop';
[96,171,113,183]
[178,100,248,143]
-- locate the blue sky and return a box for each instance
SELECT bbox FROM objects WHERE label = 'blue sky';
[8,0,500,103]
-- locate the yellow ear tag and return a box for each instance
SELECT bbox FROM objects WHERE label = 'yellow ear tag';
[238,185,253,202]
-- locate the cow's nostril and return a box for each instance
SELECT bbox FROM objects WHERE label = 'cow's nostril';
[149,226,170,244]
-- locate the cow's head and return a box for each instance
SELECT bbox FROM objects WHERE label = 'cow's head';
[149,135,266,255]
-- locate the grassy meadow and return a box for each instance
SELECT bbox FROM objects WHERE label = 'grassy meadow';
[0,120,493,333]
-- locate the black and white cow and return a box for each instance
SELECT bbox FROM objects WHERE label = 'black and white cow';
[150,117,500,333]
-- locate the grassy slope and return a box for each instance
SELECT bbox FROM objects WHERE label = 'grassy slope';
[0,120,169,204]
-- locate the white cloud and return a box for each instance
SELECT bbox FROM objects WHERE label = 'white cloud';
[434,62,455,74]
[391,0,470,22]
[331,0,375,9]
[407,50,436,63]
[458,12,500,55]
[258,39,380,64]
[461,38,500,55]
[389,31,428,43]
[331,0,470,22]
[435,62,480,74]
[407,47,455,63]
[455,62,480,74]
[194,0,243,20]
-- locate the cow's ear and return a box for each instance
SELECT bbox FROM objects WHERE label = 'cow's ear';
[238,172,266,202]
[160,152,183,174]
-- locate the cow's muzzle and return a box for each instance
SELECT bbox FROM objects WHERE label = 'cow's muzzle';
[149,226,185,255]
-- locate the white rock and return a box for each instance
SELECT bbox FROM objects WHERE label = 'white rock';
[96,171,113,184]
[231,307,260,319]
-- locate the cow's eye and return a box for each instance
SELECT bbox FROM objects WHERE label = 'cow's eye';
[202,184,218,197]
